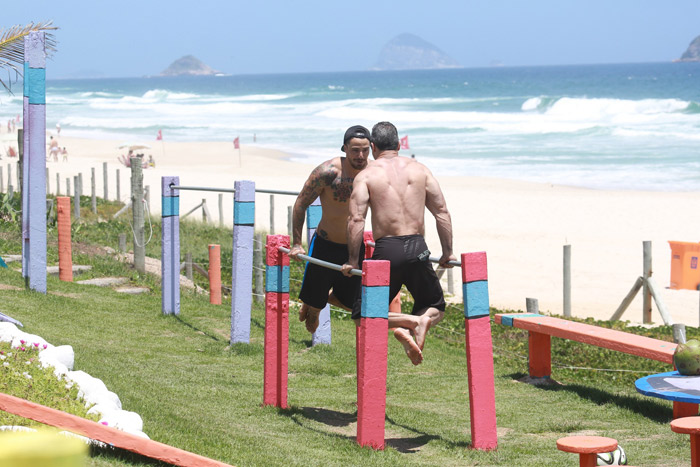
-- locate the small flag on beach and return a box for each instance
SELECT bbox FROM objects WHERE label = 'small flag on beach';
[234,137,240,149]
[156,129,163,141]
[400,135,409,150]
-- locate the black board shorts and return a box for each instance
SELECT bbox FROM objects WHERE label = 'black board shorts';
[298,234,363,310]
[352,234,445,320]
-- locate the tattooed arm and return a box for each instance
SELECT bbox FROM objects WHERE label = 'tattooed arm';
[290,160,337,260]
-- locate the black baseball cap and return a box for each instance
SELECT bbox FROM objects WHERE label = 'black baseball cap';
[341,125,371,151]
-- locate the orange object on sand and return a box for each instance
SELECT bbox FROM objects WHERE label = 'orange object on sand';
[668,241,700,290]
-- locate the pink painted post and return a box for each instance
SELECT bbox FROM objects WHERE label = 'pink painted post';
[462,252,498,451]
[263,235,290,408]
[356,259,390,450]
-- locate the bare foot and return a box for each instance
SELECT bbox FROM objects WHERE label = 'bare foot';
[412,315,432,350]
[393,328,423,365]
[299,305,320,333]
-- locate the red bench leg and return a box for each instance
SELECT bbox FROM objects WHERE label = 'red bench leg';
[528,331,551,378]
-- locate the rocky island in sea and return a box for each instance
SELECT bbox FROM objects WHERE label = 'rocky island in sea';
[371,33,461,71]
[160,55,224,76]
[678,35,700,62]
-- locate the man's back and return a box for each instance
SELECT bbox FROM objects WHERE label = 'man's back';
[361,155,429,240]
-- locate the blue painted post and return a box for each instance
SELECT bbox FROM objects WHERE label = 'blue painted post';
[231,180,255,343]
[23,32,47,293]
[161,176,180,315]
[306,197,331,345]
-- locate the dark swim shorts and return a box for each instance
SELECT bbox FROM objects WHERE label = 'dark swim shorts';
[352,234,445,320]
[298,234,364,310]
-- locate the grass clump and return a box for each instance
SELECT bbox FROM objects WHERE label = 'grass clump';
[0,341,97,428]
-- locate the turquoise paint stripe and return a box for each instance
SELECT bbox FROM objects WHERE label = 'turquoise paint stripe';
[265,265,290,293]
[361,285,389,319]
[306,205,322,229]
[162,196,179,217]
[0,256,6,268]
[27,68,45,104]
[463,280,489,319]
[499,313,543,327]
[234,201,255,225]
[23,62,28,97]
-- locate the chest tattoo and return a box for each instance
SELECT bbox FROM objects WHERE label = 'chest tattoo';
[330,177,353,202]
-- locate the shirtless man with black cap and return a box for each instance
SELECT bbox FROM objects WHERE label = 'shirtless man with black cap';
[290,125,371,333]
[342,121,457,365]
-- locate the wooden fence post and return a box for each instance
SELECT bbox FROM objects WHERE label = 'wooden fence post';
[73,175,80,220]
[116,168,120,201]
[131,156,145,274]
[55,172,60,195]
[103,162,108,200]
[91,167,97,213]
[643,241,652,324]
[253,232,264,304]
[269,194,275,234]
[218,193,224,227]
[231,180,255,343]
[563,244,571,317]
[118,233,126,253]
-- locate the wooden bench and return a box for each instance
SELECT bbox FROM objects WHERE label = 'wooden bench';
[495,313,693,417]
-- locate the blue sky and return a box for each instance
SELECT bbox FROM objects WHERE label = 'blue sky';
[6,1,700,78]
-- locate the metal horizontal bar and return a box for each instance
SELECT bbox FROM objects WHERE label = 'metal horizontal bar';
[255,188,300,196]
[171,185,236,194]
[170,185,299,196]
[277,246,362,276]
[365,241,461,266]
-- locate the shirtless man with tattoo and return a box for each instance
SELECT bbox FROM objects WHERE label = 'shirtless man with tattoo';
[342,121,457,365]
[290,125,371,333]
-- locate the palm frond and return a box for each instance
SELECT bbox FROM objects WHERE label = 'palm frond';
[0,21,58,93]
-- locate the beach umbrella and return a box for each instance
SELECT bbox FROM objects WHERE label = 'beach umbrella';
[118,143,151,151]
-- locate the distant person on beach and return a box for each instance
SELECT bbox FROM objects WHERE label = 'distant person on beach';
[342,121,456,365]
[56,122,61,135]
[61,147,68,162]
[289,125,371,334]
[147,155,155,168]
[49,136,60,162]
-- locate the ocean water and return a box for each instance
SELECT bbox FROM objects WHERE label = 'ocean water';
[1,62,699,191]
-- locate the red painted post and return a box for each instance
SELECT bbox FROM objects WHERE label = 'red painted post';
[462,252,498,451]
[208,244,221,305]
[263,235,290,408]
[56,197,72,282]
[356,259,390,450]
[528,331,551,378]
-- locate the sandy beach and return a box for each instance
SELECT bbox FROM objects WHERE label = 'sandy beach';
[3,132,700,328]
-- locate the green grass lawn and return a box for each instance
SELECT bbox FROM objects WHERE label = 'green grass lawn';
[0,203,694,466]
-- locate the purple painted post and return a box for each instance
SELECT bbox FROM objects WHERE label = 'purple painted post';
[306,197,331,345]
[161,176,180,315]
[231,180,255,343]
[22,32,47,293]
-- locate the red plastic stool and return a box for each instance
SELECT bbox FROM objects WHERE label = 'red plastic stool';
[556,435,618,467]
[671,416,700,467]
